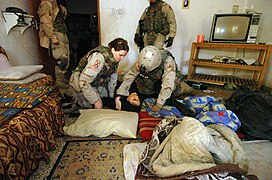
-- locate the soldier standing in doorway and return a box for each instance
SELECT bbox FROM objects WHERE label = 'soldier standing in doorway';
[38,0,70,97]
[134,0,177,50]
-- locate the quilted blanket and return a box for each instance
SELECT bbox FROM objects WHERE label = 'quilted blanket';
[0,76,65,179]
[141,96,241,131]
[139,117,248,178]
[0,83,52,127]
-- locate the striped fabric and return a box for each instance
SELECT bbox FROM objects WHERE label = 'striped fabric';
[138,112,162,141]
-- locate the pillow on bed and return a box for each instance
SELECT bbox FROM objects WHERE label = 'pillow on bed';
[0,53,11,70]
[0,65,43,80]
[63,109,139,138]
[0,73,47,84]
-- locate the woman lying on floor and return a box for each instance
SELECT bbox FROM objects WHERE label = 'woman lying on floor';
[102,80,195,118]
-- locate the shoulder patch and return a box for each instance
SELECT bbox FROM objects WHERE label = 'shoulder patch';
[90,59,101,71]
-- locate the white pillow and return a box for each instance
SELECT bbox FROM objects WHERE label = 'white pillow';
[0,73,47,84]
[0,65,43,80]
[0,53,11,70]
[63,109,139,138]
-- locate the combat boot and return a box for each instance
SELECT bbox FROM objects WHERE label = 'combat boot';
[174,81,193,99]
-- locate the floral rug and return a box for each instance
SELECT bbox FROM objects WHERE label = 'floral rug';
[46,138,142,179]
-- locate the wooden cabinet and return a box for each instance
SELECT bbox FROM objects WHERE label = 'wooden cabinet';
[187,42,272,89]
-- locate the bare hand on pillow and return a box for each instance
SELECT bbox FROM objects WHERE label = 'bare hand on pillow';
[115,96,122,110]
[94,99,103,109]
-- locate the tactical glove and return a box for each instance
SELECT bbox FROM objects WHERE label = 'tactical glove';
[164,37,174,47]
[134,34,142,47]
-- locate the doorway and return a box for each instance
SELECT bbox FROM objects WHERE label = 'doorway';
[29,0,100,78]
[65,0,100,77]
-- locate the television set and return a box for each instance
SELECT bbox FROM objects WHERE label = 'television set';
[209,13,261,43]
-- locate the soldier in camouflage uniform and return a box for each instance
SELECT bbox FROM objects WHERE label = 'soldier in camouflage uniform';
[116,46,192,112]
[68,38,129,109]
[134,0,177,50]
[38,0,70,95]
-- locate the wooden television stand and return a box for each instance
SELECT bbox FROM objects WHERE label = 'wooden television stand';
[187,42,272,89]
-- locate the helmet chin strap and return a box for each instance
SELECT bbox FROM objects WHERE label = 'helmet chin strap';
[139,65,147,74]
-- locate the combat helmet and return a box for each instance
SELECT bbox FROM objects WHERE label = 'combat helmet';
[138,46,162,72]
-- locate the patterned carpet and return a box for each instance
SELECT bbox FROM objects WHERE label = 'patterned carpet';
[48,138,142,179]
[29,138,141,180]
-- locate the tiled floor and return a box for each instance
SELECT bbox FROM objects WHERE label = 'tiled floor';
[242,140,272,180]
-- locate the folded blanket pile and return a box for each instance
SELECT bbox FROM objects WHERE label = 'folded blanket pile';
[139,117,248,178]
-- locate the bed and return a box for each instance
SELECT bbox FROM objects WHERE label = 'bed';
[0,46,65,179]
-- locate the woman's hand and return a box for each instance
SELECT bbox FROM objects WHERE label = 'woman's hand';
[115,96,122,110]
[94,100,103,109]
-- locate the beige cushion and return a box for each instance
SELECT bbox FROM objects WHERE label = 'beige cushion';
[0,65,43,80]
[0,53,11,70]
[0,73,47,84]
[63,109,139,138]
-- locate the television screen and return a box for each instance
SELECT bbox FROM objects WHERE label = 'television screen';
[209,13,261,43]
[213,16,250,40]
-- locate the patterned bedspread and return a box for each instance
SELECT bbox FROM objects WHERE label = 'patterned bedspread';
[0,82,53,127]
[0,76,65,179]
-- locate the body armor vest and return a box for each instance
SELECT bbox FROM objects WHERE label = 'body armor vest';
[74,46,118,87]
[53,5,67,33]
[141,1,170,36]
[135,50,180,95]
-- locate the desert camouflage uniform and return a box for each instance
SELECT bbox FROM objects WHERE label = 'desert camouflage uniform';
[69,46,118,106]
[38,0,70,95]
[116,50,181,107]
[136,0,176,49]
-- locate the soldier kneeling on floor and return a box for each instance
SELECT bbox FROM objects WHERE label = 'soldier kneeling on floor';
[115,45,194,115]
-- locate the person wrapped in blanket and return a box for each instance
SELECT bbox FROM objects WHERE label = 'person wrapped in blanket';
[114,46,194,115]
[64,38,129,112]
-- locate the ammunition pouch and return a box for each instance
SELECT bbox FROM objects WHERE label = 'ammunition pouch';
[53,23,67,33]
[53,5,67,33]
[154,20,169,36]
[143,1,170,36]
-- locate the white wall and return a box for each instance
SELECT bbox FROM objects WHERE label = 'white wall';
[0,0,38,65]
[247,0,272,87]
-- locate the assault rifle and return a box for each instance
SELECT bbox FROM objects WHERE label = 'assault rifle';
[138,20,145,51]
